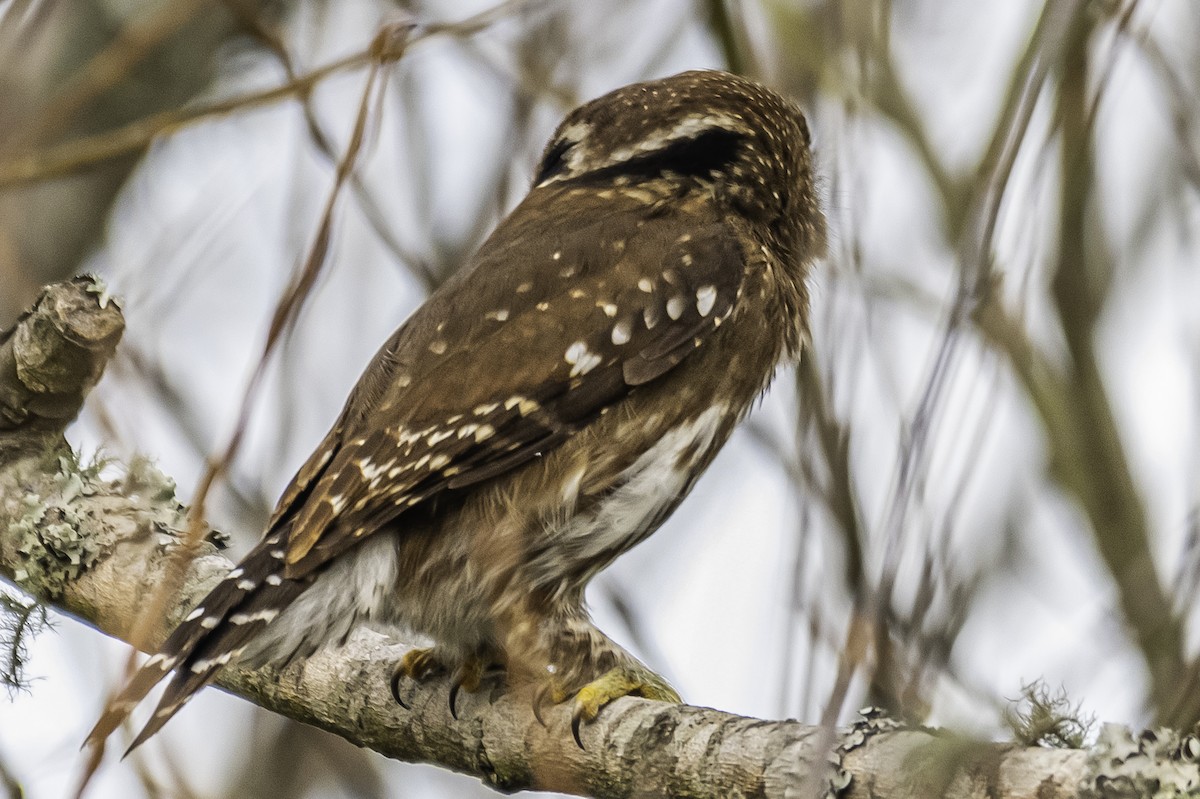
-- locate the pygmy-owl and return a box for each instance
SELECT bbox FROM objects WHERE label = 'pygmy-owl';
[89,69,825,749]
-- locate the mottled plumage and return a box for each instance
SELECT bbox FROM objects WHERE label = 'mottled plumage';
[88,69,825,750]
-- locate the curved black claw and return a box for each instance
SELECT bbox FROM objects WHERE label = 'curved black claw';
[531,683,551,728]
[390,669,408,709]
[449,682,462,720]
[570,709,586,750]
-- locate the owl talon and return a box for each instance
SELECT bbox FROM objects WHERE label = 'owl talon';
[390,647,447,708]
[568,666,681,747]
[390,668,408,708]
[532,684,548,727]
[450,656,489,718]
[571,709,586,749]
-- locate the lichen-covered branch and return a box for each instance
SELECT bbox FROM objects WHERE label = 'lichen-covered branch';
[1,280,1197,798]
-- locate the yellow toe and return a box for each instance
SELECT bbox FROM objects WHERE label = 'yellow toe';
[569,666,681,747]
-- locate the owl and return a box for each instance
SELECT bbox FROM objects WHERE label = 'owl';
[89,69,825,750]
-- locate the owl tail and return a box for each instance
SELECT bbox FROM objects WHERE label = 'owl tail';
[86,526,307,754]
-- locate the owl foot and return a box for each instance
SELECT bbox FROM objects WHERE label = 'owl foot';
[447,657,489,719]
[568,666,681,748]
[390,648,494,717]
[391,647,444,707]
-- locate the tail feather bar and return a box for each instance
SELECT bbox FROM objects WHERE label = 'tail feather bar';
[86,529,306,752]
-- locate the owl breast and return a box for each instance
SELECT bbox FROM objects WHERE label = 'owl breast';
[529,404,731,597]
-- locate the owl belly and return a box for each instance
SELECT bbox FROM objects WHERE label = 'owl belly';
[528,403,730,596]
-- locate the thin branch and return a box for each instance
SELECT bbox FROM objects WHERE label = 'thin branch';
[6,0,214,150]
[0,0,546,189]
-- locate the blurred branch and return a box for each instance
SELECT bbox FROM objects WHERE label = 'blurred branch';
[703,0,745,74]
[0,47,365,189]
[0,281,1168,798]
[796,356,868,597]
[222,0,439,291]
[973,271,1186,722]
[1048,6,1184,720]
[10,0,214,150]
[0,750,21,799]
[0,0,545,190]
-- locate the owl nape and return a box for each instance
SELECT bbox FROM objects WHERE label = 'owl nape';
[87,69,825,751]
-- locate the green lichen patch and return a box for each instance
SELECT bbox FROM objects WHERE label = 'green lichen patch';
[119,453,185,513]
[8,484,97,598]
[5,445,120,598]
[82,273,121,311]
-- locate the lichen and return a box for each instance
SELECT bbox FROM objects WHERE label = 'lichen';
[2,443,128,596]
[82,273,121,311]
[1005,679,1094,749]
[7,463,99,598]
[829,707,908,797]
[1081,724,1200,798]
[117,454,226,548]
[841,706,906,752]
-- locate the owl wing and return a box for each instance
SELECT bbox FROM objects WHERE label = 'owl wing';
[277,187,746,575]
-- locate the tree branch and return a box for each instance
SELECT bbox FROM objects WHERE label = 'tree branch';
[0,278,1195,798]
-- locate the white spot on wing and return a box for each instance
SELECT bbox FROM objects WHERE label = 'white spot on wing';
[612,320,632,345]
[485,309,510,321]
[189,651,236,674]
[505,395,540,415]
[666,296,687,320]
[564,341,602,376]
[638,278,654,293]
[230,609,280,625]
[696,285,717,316]
[429,340,447,355]
[184,607,205,622]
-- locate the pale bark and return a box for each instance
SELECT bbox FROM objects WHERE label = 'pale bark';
[1,279,1195,798]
